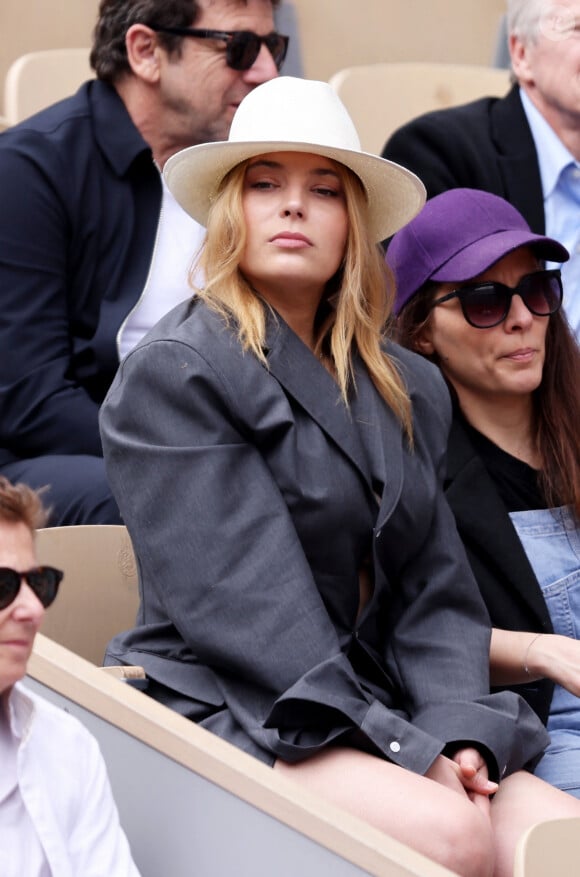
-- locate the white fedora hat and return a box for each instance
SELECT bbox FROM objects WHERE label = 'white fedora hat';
[163,77,425,242]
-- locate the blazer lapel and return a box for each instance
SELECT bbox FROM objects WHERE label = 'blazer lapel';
[491,86,546,233]
[264,312,374,490]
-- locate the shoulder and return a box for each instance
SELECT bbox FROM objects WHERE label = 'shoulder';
[387,342,452,438]
[109,299,269,411]
[387,93,503,143]
[17,683,101,758]
[123,298,247,367]
[0,84,93,148]
[387,341,448,399]
[0,80,143,176]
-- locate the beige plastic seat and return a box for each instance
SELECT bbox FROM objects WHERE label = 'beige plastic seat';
[36,525,139,665]
[329,62,511,154]
[513,817,580,877]
[2,48,92,127]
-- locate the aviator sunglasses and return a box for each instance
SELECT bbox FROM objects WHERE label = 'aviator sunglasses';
[429,269,563,329]
[149,26,289,71]
[0,566,63,611]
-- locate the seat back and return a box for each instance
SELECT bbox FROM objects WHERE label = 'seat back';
[36,525,139,665]
[3,48,92,126]
[513,818,580,877]
[329,62,511,154]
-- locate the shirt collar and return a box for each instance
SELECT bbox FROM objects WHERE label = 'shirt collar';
[519,87,577,198]
[4,683,35,743]
[90,79,154,178]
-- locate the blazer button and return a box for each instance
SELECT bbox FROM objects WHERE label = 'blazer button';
[375,529,382,539]
[389,741,401,753]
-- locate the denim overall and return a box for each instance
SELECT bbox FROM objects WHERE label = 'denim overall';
[510,505,580,797]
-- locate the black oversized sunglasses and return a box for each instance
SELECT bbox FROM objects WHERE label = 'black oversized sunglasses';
[0,566,63,611]
[429,269,563,329]
[150,26,289,71]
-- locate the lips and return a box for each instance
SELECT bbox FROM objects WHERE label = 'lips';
[0,639,33,652]
[269,232,313,246]
[503,348,536,361]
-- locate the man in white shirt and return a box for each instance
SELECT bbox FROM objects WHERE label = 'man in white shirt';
[0,476,140,876]
[382,0,580,338]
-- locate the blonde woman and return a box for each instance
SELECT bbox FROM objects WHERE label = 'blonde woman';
[100,78,580,877]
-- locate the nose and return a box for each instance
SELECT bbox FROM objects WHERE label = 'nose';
[12,581,45,626]
[243,42,280,84]
[280,191,305,219]
[504,293,534,331]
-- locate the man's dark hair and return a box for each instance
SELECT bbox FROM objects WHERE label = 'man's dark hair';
[91,0,278,83]
[91,0,201,82]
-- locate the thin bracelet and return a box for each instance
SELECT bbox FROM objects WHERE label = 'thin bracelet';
[523,633,543,676]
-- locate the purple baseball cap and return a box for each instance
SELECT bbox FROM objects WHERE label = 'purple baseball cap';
[387,188,569,314]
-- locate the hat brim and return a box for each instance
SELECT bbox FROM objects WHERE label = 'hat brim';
[164,140,426,243]
[430,228,569,281]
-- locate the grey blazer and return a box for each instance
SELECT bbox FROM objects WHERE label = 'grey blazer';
[100,299,548,776]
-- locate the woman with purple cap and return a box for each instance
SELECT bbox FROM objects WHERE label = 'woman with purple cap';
[390,187,580,798]
[101,83,580,877]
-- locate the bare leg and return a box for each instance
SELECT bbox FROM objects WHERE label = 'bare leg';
[275,747,494,877]
[490,770,580,877]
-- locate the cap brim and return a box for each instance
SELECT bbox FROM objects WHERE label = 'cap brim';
[164,140,426,243]
[431,228,569,281]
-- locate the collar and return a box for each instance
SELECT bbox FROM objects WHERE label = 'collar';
[519,87,577,198]
[89,80,154,178]
[4,683,35,743]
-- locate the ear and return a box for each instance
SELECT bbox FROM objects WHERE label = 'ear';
[125,24,163,83]
[509,33,534,86]
[414,325,436,357]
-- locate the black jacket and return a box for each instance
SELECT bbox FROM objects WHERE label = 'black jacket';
[382,84,545,234]
[444,415,555,725]
[0,80,161,468]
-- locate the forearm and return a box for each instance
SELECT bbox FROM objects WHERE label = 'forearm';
[490,628,547,685]
[489,628,580,694]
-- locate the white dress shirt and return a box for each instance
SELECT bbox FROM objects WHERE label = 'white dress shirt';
[0,683,140,877]
[117,174,205,360]
[520,88,580,336]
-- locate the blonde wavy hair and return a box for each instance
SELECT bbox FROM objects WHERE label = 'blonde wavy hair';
[193,156,413,440]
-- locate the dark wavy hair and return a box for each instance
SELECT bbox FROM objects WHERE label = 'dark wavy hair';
[397,280,580,519]
[91,0,280,83]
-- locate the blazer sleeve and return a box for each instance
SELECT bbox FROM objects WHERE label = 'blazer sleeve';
[100,337,447,770]
[0,130,102,458]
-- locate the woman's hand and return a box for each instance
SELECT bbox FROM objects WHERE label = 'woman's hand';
[451,748,497,814]
[425,750,497,817]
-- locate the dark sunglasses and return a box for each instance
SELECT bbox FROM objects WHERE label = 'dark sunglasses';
[430,269,563,329]
[150,26,289,71]
[0,566,63,611]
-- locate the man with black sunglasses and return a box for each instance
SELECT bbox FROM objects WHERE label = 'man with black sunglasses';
[0,0,283,526]
[0,475,140,874]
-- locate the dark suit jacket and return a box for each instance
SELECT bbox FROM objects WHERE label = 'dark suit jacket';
[445,416,554,725]
[381,85,545,234]
[0,80,161,468]
[100,299,548,776]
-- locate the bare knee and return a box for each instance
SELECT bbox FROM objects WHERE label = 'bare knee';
[276,750,494,877]
[431,804,494,877]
